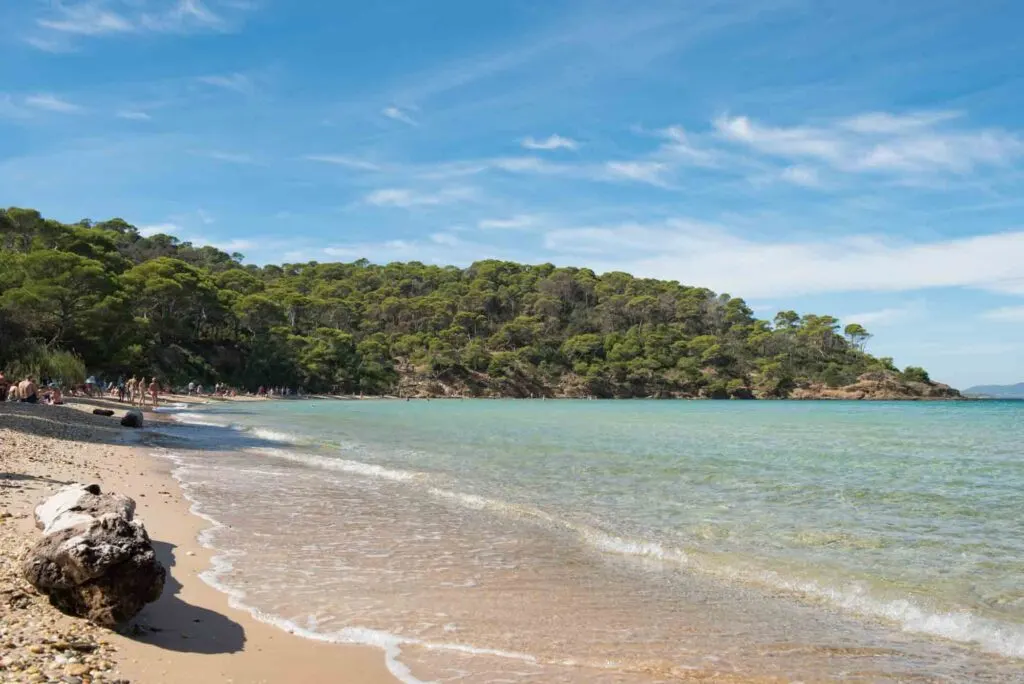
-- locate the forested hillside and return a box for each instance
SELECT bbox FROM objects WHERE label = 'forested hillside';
[0,207,952,398]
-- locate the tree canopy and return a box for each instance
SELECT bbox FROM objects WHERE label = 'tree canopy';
[0,207,937,397]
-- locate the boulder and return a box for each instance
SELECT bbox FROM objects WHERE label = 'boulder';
[120,409,143,428]
[21,484,165,627]
[92,408,115,417]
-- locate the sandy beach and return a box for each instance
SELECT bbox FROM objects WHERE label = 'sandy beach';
[1,399,398,684]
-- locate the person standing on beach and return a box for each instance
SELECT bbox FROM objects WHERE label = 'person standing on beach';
[148,378,160,408]
[0,371,9,402]
[138,377,149,408]
[127,376,138,405]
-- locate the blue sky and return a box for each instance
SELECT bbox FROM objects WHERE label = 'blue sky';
[3,0,1024,388]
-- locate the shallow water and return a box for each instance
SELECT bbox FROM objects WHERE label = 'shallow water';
[153,399,1024,682]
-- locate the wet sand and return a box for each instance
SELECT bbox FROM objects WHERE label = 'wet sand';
[0,399,397,683]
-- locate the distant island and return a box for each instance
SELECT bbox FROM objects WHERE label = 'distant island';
[0,207,959,400]
[962,383,1024,399]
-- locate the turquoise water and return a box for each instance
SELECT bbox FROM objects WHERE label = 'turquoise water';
[156,400,1024,682]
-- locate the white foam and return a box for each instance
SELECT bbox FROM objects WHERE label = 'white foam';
[155,447,1024,665]
[769,575,1024,660]
[423,481,1024,661]
[153,402,189,413]
[170,412,230,428]
[247,427,302,444]
[249,448,421,482]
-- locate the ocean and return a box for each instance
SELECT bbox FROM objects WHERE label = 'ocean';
[152,399,1024,682]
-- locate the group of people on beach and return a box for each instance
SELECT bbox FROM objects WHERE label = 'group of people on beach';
[0,372,62,405]
[108,376,160,407]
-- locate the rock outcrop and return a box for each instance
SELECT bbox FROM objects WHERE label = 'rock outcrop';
[21,484,165,626]
[92,408,115,417]
[789,372,962,401]
[119,409,143,428]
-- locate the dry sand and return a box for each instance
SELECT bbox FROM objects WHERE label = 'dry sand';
[1,399,398,684]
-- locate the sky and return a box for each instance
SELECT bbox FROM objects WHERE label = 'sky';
[2,0,1024,388]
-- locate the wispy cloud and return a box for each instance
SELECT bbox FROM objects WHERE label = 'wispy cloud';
[195,150,256,164]
[365,186,476,208]
[116,110,152,121]
[603,161,671,187]
[714,112,1024,176]
[842,306,916,326]
[138,222,181,237]
[522,134,578,151]
[304,155,382,171]
[24,94,83,113]
[542,220,1024,298]
[779,165,820,187]
[29,0,255,48]
[656,126,718,165]
[840,111,961,135]
[980,306,1024,322]
[140,0,226,33]
[37,3,134,35]
[382,106,418,126]
[478,215,539,230]
[197,73,253,95]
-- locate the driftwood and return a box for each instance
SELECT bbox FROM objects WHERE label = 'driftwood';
[21,484,166,626]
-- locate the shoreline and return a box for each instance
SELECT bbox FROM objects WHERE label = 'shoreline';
[1,399,398,683]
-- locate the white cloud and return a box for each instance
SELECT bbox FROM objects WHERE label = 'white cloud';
[657,126,717,165]
[38,3,134,35]
[197,150,256,164]
[30,0,251,46]
[779,165,820,187]
[491,156,563,174]
[24,94,83,113]
[198,73,253,94]
[603,161,671,187]
[382,106,417,126]
[842,306,913,325]
[304,155,381,171]
[542,219,1024,298]
[430,232,461,246]
[140,0,226,32]
[365,187,476,208]
[138,223,180,237]
[980,306,1024,322]
[840,111,961,135]
[116,110,151,120]
[522,134,578,151]
[191,236,254,252]
[478,215,538,230]
[714,112,1024,176]
[714,115,843,161]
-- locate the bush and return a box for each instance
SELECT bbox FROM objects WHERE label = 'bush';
[902,366,931,383]
[7,345,87,386]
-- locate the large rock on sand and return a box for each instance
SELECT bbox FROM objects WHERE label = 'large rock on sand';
[21,484,165,626]
[120,408,143,428]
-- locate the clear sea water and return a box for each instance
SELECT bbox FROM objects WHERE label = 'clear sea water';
[153,399,1024,682]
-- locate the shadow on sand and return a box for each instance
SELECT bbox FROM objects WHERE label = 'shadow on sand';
[127,540,246,654]
[0,472,72,486]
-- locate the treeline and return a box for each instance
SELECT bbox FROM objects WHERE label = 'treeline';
[0,207,932,397]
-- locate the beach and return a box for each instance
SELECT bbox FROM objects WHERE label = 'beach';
[0,399,397,684]
[4,397,1023,683]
